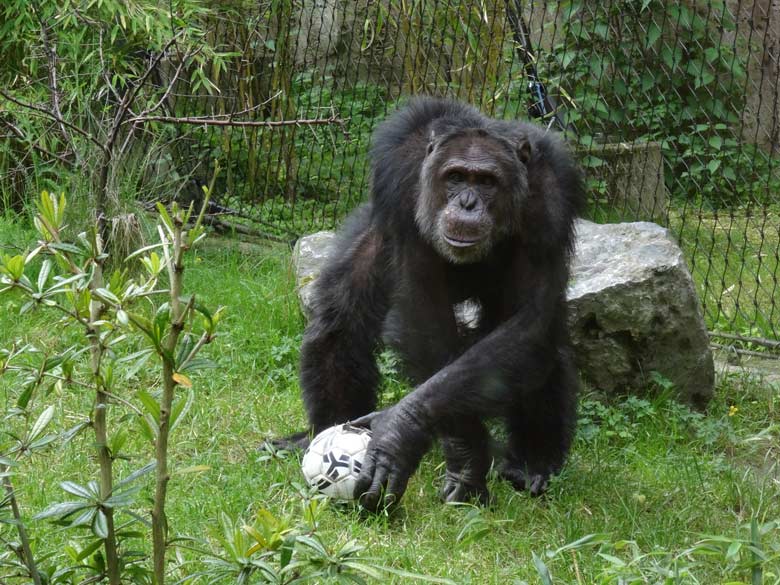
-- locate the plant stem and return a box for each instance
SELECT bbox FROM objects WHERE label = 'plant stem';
[1,471,42,585]
[152,214,186,585]
[88,251,120,585]
[750,517,762,585]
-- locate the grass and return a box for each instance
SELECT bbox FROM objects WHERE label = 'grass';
[668,206,780,341]
[1,217,780,584]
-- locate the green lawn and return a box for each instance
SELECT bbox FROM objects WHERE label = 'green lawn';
[668,207,780,341]
[1,218,779,584]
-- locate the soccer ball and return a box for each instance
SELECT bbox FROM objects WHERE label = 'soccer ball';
[301,424,372,500]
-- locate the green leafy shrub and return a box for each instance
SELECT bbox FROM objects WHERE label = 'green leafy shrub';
[542,0,776,208]
[0,191,220,584]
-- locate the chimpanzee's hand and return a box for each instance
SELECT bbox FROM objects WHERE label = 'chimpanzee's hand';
[351,401,433,511]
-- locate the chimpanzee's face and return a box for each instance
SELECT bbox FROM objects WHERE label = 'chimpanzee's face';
[417,129,530,264]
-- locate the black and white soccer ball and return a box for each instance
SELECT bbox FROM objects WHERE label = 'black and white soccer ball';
[301,424,372,500]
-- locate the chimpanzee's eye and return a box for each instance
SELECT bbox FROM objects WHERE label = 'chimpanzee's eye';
[447,171,465,183]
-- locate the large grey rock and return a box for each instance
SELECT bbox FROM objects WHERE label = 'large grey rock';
[293,220,714,403]
[568,220,713,404]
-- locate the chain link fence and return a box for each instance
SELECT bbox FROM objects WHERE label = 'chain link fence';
[2,1,779,345]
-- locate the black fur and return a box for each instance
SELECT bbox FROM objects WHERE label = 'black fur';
[292,96,585,509]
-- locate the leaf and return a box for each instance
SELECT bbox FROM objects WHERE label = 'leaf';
[645,22,661,48]
[137,414,158,441]
[138,389,161,422]
[28,404,55,443]
[48,242,83,255]
[550,533,609,556]
[75,538,104,561]
[116,348,154,379]
[37,259,52,291]
[378,567,457,584]
[296,535,329,556]
[105,486,142,508]
[280,537,294,568]
[597,552,627,566]
[179,357,217,372]
[68,507,96,528]
[726,540,742,559]
[60,480,96,500]
[560,50,576,69]
[28,433,58,451]
[170,390,194,431]
[173,464,211,475]
[92,509,108,539]
[172,372,192,388]
[34,500,91,520]
[60,420,90,447]
[3,255,25,281]
[126,243,166,262]
[115,461,156,490]
[532,553,554,585]
[156,202,174,234]
[93,288,120,305]
[16,384,35,410]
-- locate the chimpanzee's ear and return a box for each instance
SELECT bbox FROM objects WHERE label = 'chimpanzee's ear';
[516,134,531,164]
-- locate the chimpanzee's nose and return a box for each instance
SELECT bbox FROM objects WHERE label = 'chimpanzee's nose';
[458,190,478,211]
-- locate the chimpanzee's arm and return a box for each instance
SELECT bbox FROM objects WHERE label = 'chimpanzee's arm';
[354,255,570,510]
[298,205,394,435]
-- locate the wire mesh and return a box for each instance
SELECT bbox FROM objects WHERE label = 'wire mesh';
[1,0,778,342]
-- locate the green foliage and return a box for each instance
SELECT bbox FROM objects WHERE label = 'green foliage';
[1,213,780,583]
[0,0,228,218]
[577,392,739,451]
[0,191,219,583]
[197,494,458,584]
[0,200,458,585]
[544,0,774,208]
[533,519,780,584]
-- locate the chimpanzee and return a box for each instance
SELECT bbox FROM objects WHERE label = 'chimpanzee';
[281,96,585,511]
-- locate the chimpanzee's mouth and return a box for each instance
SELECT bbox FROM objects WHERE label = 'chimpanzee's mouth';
[444,235,482,248]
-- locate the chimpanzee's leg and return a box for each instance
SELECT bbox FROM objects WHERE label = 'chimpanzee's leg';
[277,206,393,449]
[439,417,492,504]
[500,352,578,496]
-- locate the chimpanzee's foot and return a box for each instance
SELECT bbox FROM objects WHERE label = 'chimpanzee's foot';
[265,429,311,452]
[439,470,490,505]
[499,463,550,497]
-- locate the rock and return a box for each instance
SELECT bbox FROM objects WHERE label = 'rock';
[293,220,715,404]
[568,220,713,404]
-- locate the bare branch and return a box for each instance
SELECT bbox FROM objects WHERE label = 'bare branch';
[95,32,185,244]
[40,21,79,164]
[108,31,185,139]
[117,45,198,160]
[135,47,199,120]
[124,113,349,131]
[205,216,292,243]
[0,90,106,151]
[0,118,75,165]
